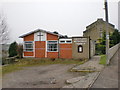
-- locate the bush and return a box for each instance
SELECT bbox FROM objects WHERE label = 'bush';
[96,44,105,55]
[9,42,18,57]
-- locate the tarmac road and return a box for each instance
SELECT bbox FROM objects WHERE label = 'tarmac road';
[91,48,119,88]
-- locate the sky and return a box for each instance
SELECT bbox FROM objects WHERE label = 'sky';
[0,0,119,43]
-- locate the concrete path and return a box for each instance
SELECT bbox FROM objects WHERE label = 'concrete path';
[91,48,119,88]
[71,56,104,72]
[63,56,105,88]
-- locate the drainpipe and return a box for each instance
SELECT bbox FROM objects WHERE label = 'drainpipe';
[89,36,91,59]
[58,37,60,58]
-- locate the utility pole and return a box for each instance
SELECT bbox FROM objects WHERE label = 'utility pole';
[104,0,109,64]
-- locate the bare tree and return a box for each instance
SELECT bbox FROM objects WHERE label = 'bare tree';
[0,12,9,44]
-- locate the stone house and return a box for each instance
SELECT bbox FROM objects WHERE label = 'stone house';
[83,18,115,42]
[83,18,115,56]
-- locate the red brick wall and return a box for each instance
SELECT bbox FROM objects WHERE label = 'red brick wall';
[59,44,72,59]
[24,34,34,41]
[24,52,34,56]
[47,52,58,58]
[47,33,58,40]
[35,41,46,58]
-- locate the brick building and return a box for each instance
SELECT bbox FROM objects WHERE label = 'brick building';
[19,29,91,59]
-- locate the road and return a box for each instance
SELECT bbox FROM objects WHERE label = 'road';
[91,48,119,88]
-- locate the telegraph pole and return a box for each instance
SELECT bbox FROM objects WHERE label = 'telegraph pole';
[104,0,109,64]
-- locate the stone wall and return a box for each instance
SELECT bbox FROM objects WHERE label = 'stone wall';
[107,43,120,64]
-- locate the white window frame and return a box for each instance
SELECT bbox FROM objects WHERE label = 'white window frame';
[60,40,65,43]
[47,40,58,52]
[59,39,72,44]
[66,40,72,43]
[24,41,33,52]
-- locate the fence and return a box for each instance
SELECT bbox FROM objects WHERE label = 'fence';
[107,43,120,64]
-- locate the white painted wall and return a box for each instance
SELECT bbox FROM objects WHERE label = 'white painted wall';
[34,31,46,41]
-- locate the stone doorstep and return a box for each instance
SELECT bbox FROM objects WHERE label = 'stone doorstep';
[62,72,100,88]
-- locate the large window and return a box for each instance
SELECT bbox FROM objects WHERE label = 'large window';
[47,41,58,52]
[24,41,33,51]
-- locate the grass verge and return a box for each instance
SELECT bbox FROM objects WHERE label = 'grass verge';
[2,58,87,75]
[99,55,106,65]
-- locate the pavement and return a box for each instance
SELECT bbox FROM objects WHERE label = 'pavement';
[62,56,105,88]
[91,48,119,88]
[71,56,104,72]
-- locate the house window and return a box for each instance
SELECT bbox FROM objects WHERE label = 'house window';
[78,45,83,53]
[47,41,58,52]
[24,41,33,51]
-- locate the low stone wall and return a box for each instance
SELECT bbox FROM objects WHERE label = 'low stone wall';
[107,43,120,64]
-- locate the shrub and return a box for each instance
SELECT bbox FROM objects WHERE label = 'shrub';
[9,42,18,57]
[96,44,105,55]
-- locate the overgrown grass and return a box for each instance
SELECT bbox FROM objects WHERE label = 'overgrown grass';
[2,58,87,75]
[99,55,106,65]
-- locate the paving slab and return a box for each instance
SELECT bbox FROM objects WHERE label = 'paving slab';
[63,72,100,88]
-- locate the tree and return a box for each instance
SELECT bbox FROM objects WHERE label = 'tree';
[0,12,9,44]
[9,42,18,57]
[110,29,120,47]
[96,29,120,55]
[17,44,23,58]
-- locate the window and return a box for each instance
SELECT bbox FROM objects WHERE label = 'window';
[47,41,58,52]
[60,40,65,43]
[78,45,83,53]
[66,40,72,43]
[24,41,33,51]
[59,39,72,43]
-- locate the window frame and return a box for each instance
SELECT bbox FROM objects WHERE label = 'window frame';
[78,45,83,53]
[24,41,33,52]
[66,40,72,43]
[59,39,72,44]
[60,40,65,43]
[47,40,58,52]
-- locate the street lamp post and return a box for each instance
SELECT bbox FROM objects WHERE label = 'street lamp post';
[104,0,109,65]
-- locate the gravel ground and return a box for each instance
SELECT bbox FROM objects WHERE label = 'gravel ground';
[2,64,87,88]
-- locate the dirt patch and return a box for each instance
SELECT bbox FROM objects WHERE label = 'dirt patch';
[2,64,87,88]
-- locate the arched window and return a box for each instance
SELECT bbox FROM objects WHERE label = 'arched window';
[78,45,83,53]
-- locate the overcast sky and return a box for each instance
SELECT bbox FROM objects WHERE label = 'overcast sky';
[0,0,119,43]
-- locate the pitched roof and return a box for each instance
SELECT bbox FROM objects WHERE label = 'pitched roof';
[19,29,63,38]
[86,18,115,29]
